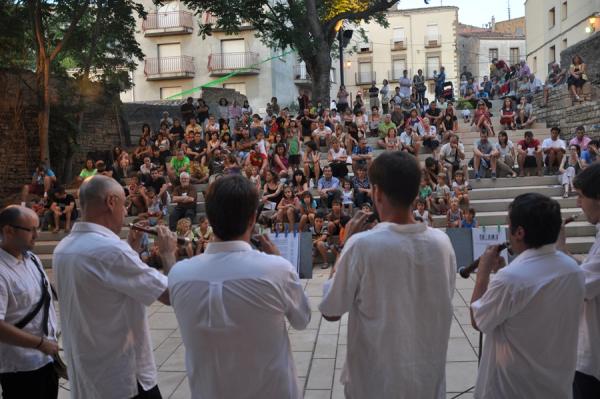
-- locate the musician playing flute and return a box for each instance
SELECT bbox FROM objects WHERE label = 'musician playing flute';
[53,175,177,399]
[558,163,600,398]
[470,193,585,399]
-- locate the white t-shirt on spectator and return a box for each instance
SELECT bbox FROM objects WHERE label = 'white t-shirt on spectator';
[53,222,168,399]
[577,224,600,380]
[440,142,465,163]
[471,245,584,399]
[319,222,456,398]
[313,126,332,138]
[542,137,566,151]
[169,241,311,399]
[495,141,514,158]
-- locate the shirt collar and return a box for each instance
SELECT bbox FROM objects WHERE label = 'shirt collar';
[374,221,427,234]
[71,221,121,241]
[204,240,253,254]
[512,243,556,264]
[0,247,24,266]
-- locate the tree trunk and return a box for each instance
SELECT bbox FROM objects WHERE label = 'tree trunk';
[37,58,51,165]
[306,49,333,107]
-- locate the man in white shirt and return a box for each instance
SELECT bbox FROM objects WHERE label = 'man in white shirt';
[312,119,332,147]
[53,175,177,399]
[470,193,585,399]
[0,206,59,399]
[319,151,456,398]
[440,134,469,186]
[542,126,566,173]
[169,175,311,398]
[558,163,600,398]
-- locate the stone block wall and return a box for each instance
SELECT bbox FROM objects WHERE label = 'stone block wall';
[532,84,600,141]
[0,70,125,200]
[560,32,600,84]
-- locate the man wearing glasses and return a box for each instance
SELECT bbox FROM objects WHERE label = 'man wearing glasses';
[0,205,59,399]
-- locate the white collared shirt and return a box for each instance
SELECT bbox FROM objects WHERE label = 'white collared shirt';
[319,222,456,398]
[168,240,311,399]
[0,249,57,373]
[577,224,600,380]
[53,222,167,399]
[471,244,585,399]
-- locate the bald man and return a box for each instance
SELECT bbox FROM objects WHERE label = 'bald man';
[53,175,177,399]
[0,206,59,399]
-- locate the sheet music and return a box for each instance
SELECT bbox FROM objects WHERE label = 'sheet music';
[268,232,300,274]
[472,227,509,264]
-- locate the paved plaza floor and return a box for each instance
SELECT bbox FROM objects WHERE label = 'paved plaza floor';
[44,269,478,398]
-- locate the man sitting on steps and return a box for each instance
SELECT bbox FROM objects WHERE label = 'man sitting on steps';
[471,129,498,181]
[517,130,543,177]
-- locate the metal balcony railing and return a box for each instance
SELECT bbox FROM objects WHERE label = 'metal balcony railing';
[208,52,260,74]
[144,56,195,80]
[142,11,193,35]
[294,64,310,81]
[203,13,252,30]
[424,34,441,48]
[356,71,376,85]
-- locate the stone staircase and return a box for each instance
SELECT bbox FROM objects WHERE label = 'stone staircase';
[33,99,597,267]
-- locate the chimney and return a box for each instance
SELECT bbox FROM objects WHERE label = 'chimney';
[491,16,496,31]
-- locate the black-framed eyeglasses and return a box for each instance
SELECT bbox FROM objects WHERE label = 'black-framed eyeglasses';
[9,225,37,234]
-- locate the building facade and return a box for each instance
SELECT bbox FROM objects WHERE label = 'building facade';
[342,6,459,102]
[526,0,600,81]
[121,0,340,112]
[458,32,526,84]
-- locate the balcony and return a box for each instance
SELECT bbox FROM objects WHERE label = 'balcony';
[355,71,376,85]
[294,64,311,85]
[144,56,195,80]
[142,11,193,36]
[357,42,373,53]
[207,52,260,76]
[424,34,441,48]
[203,13,253,31]
[390,38,407,51]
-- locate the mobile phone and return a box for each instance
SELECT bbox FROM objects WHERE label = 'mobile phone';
[366,210,379,223]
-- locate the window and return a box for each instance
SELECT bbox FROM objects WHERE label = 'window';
[489,48,498,62]
[562,38,568,50]
[426,56,440,79]
[358,62,373,84]
[548,7,556,28]
[160,86,182,99]
[392,59,406,80]
[549,45,556,63]
[158,43,181,59]
[393,27,405,43]
[509,48,520,65]
[562,2,567,20]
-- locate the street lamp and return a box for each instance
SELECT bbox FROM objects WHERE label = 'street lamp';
[335,21,353,87]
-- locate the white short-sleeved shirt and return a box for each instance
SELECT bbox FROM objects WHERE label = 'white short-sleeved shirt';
[169,241,311,399]
[542,137,566,152]
[577,224,600,380]
[53,222,168,399]
[0,250,58,373]
[319,222,456,398]
[471,244,585,399]
[440,142,465,163]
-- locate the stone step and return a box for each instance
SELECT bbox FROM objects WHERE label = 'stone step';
[468,185,563,200]
[432,207,582,228]
[37,228,130,241]
[470,196,578,213]
[468,175,558,189]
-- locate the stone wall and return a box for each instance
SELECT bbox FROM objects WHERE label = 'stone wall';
[532,84,600,141]
[560,32,600,84]
[0,69,125,200]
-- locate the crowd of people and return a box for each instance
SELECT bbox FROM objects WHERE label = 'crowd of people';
[18,55,599,269]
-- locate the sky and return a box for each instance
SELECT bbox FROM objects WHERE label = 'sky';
[397,0,525,27]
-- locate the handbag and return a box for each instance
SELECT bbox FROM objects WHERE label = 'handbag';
[14,254,68,380]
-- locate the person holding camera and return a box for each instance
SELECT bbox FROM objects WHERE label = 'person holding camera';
[0,206,59,399]
[319,152,456,398]
[470,193,585,398]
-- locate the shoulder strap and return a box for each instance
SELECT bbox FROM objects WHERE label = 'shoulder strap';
[14,254,51,335]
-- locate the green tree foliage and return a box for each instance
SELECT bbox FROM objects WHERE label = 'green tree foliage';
[182,0,422,103]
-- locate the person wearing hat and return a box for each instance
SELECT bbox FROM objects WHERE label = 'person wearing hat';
[570,126,592,151]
